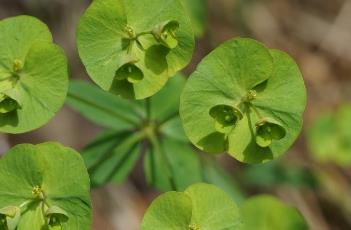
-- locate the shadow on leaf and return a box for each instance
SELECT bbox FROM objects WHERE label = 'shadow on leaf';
[109,78,135,99]
[197,132,228,153]
[0,110,19,128]
[145,45,169,75]
[243,110,274,163]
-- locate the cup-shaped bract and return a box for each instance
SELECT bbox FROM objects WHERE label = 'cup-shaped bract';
[0,142,92,230]
[180,38,306,163]
[209,104,243,134]
[0,16,69,134]
[152,20,180,49]
[77,0,194,99]
[46,206,69,229]
[0,206,21,230]
[255,117,286,148]
[141,183,241,230]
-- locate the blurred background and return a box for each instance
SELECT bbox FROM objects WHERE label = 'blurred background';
[1,0,351,229]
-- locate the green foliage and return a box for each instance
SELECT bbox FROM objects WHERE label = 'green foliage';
[180,0,208,36]
[0,142,92,230]
[308,104,351,166]
[180,38,306,163]
[77,0,194,99]
[141,183,242,230]
[141,183,307,229]
[241,195,308,230]
[67,76,243,194]
[0,16,69,134]
[67,76,201,191]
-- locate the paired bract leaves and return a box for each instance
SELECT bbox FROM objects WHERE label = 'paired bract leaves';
[77,0,194,99]
[180,38,306,163]
[0,142,92,230]
[141,184,307,230]
[308,104,351,166]
[141,183,242,230]
[0,16,69,134]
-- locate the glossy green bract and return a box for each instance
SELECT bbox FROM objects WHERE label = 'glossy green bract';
[308,105,351,166]
[77,0,194,99]
[0,142,92,230]
[0,16,69,134]
[180,38,306,163]
[141,183,242,230]
[241,195,308,230]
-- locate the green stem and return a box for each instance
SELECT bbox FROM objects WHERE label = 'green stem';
[136,31,153,37]
[146,97,151,120]
[249,103,263,119]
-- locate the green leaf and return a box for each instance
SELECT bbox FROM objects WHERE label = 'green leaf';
[0,16,69,134]
[308,104,351,166]
[241,195,308,230]
[67,80,142,130]
[160,117,188,143]
[141,183,241,230]
[149,74,186,121]
[0,142,92,230]
[77,0,194,99]
[141,192,193,230]
[180,38,306,163]
[144,137,203,192]
[185,183,242,229]
[202,158,245,204]
[180,0,207,36]
[83,131,143,187]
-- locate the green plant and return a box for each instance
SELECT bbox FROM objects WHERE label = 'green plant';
[180,0,208,36]
[67,76,244,195]
[180,38,306,163]
[0,142,91,230]
[141,183,307,230]
[0,1,310,228]
[77,0,194,99]
[0,16,69,134]
[241,195,308,230]
[307,104,351,166]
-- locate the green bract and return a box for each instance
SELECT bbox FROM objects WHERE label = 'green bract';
[0,16,69,134]
[180,38,306,163]
[141,183,242,230]
[308,105,351,166]
[141,184,307,229]
[0,142,92,229]
[241,195,308,230]
[77,0,195,99]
